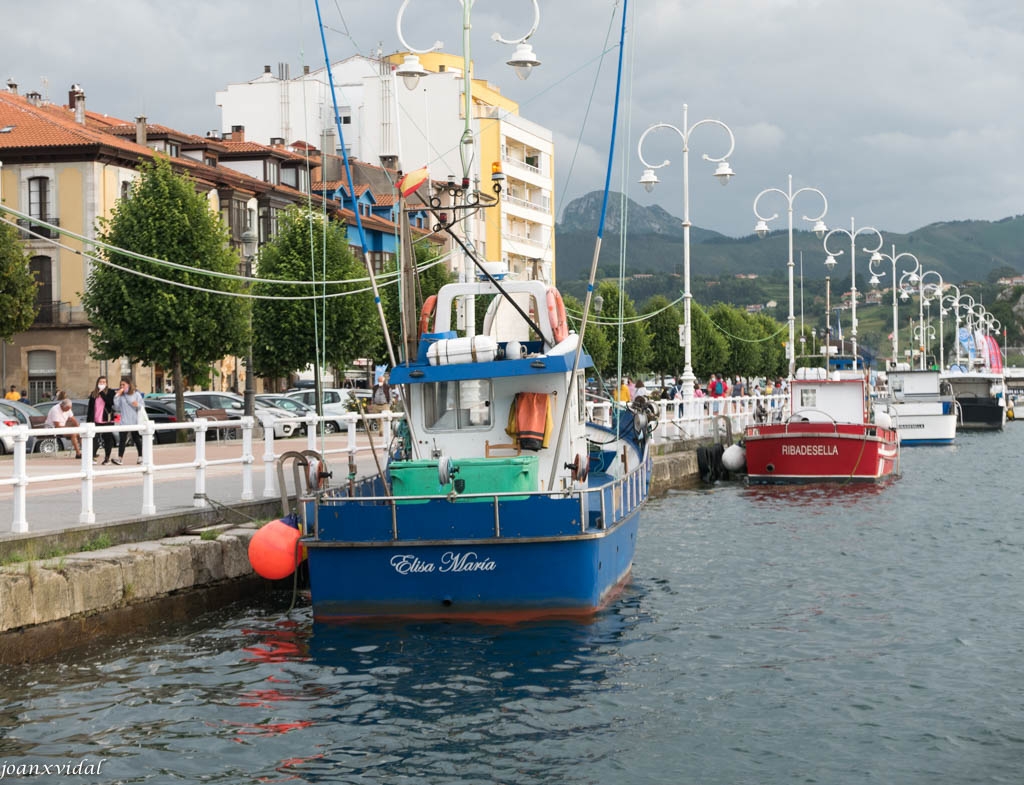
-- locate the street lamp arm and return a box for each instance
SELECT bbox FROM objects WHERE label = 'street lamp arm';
[751,188,787,222]
[396,0,445,53]
[691,119,736,163]
[793,188,828,223]
[636,122,685,171]
[857,227,884,255]
[491,0,541,44]
[822,229,848,259]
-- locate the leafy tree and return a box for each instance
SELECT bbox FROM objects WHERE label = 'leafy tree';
[689,302,729,383]
[708,303,761,378]
[382,238,453,361]
[642,295,683,384]
[751,312,788,378]
[563,293,611,375]
[590,281,651,378]
[251,207,378,383]
[0,220,37,341]
[83,156,248,427]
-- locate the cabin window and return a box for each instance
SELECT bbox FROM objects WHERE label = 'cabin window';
[576,372,586,422]
[423,380,492,430]
[800,389,817,408]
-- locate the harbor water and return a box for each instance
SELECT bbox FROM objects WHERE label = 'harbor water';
[2,427,1023,784]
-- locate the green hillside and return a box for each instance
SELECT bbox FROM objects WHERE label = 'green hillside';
[554,192,1024,362]
[556,191,1024,285]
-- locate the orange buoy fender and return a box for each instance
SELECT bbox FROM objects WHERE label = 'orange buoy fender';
[248,519,302,580]
[546,287,569,343]
[419,294,438,337]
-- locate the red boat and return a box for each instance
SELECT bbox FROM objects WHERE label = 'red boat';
[741,369,900,484]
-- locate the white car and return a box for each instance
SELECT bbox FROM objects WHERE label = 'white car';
[283,388,357,434]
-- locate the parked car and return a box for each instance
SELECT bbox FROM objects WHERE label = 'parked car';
[142,399,190,444]
[283,388,354,433]
[0,399,70,455]
[256,394,317,435]
[158,392,299,439]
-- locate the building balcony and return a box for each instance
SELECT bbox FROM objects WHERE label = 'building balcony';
[502,153,541,176]
[32,301,72,326]
[17,217,60,240]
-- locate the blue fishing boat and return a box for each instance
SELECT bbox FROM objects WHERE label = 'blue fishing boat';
[302,278,652,621]
[294,0,649,621]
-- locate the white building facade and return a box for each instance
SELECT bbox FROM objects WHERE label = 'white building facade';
[216,53,555,283]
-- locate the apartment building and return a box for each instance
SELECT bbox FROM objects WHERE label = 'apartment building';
[217,50,556,283]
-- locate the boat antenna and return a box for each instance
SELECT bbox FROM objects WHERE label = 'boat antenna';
[408,191,548,342]
[548,0,630,491]
[315,0,420,463]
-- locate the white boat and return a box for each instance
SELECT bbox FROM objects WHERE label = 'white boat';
[940,367,1006,431]
[873,367,957,445]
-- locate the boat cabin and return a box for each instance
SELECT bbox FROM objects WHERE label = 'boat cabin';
[389,278,592,493]
[789,367,869,424]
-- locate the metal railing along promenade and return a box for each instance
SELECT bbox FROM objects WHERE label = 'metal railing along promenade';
[1,395,787,534]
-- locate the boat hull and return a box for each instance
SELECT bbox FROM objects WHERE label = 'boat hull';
[956,398,1005,430]
[880,405,957,445]
[743,422,899,484]
[304,505,640,621]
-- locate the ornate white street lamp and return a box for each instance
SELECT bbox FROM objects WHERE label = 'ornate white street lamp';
[753,175,828,379]
[868,245,920,369]
[395,0,542,333]
[637,104,735,411]
[822,219,883,370]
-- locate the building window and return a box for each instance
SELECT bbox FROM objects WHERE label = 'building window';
[205,156,217,167]
[120,181,131,200]
[167,142,180,157]
[28,177,49,220]
[231,200,247,240]
[259,206,280,241]
[27,350,57,403]
[342,115,351,125]
[29,256,53,322]
[264,160,279,185]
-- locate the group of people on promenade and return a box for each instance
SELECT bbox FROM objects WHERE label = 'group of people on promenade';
[38,376,146,463]
[610,375,788,403]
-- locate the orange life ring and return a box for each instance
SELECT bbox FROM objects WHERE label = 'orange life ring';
[419,294,438,337]
[546,287,569,344]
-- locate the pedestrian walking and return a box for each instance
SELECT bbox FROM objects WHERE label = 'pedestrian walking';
[87,375,116,464]
[113,376,145,465]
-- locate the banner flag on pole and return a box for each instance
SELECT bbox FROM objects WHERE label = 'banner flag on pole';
[396,166,430,198]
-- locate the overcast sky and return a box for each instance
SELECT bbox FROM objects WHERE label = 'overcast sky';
[4,0,1022,240]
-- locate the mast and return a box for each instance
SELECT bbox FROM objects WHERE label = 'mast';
[547,0,631,491]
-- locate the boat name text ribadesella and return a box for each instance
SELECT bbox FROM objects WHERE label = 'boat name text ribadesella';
[780,444,840,456]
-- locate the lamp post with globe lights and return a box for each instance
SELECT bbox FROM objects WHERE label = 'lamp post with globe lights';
[868,245,921,369]
[394,0,542,333]
[822,219,883,371]
[899,268,943,370]
[753,175,828,379]
[637,104,735,412]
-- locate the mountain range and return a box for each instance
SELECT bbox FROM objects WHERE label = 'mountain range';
[555,191,1024,287]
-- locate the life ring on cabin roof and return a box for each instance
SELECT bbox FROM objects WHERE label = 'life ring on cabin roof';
[546,287,569,344]
[419,294,438,337]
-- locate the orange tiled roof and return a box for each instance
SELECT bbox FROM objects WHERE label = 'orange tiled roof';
[0,92,151,157]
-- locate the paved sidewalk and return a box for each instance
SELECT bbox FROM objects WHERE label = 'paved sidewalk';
[0,432,393,539]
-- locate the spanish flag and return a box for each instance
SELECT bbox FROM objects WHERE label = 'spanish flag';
[396,166,429,198]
